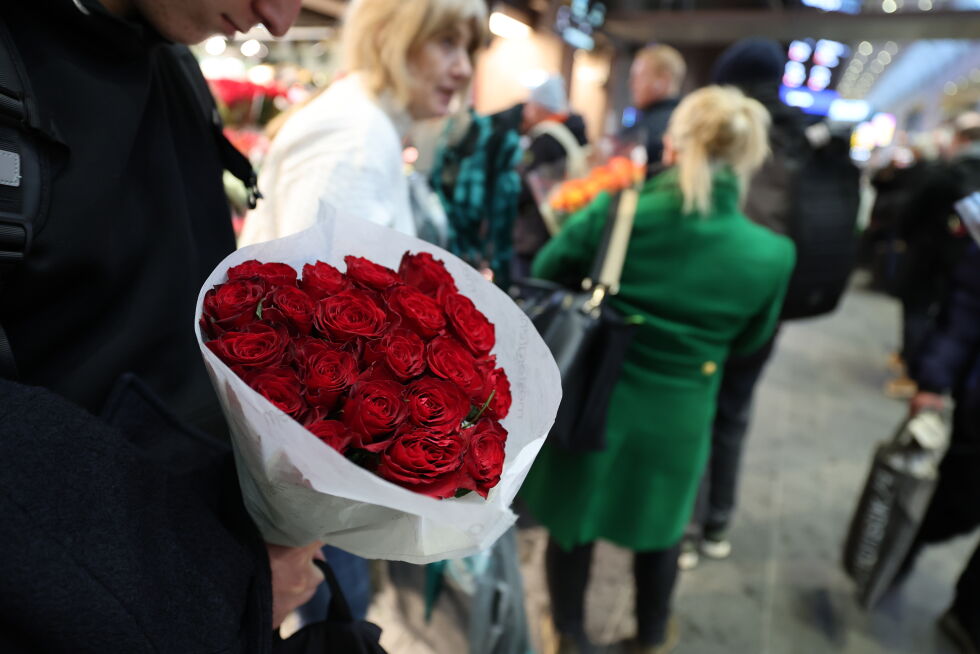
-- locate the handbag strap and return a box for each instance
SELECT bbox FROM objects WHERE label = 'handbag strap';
[313,558,355,623]
[583,187,638,303]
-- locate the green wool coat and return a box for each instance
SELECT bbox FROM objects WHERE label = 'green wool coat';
[520,168,796,552]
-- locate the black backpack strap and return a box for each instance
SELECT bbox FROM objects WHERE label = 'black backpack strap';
[0,19,56,379]
[169,45,262,209]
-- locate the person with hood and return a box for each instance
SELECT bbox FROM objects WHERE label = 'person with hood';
[511,74,589,281]
[682,38,860,568]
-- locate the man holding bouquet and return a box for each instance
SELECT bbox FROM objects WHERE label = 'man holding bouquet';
[0,0,329,651]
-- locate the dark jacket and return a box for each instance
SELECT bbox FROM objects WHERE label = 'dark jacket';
[0,376,272,654]
[618,97,679,171]
[0,1,273,649]
[3,0,235,434]
[915,242,980,407]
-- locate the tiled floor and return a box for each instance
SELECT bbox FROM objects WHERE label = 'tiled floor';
[368,280,978,653]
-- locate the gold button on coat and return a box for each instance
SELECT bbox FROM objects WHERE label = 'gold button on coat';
[702,361,717,376]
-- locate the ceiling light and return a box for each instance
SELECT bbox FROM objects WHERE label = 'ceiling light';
[204,36,227,56]
[885,41,899,54]
[878,51,892,64]
[882,0,897,13]
[240,39,262,57]
[858,41,873,56]
[488,11,531,40]
[919,0,932,9]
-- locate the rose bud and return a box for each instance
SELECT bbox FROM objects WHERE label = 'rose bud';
[398,251,458,298]
[300,261,349,300]
[377,427,465,499]
[486,367,512,419]
[206,322,289,369]
[385,284,447,339]
[306,419,354,454]
[313,289,388,342]
[297,339,359,410]
[227,259,297,287]
[426,334,486,401]
[343,379,408,451]
[443,292,495,357]
[344,255,402,291]
[242,367,305,418]
[262,285,315,335]
[406,377,470,433]
[202,278,265,336]
[459,418,508,497]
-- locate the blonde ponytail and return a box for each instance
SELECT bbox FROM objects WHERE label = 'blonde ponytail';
[665,85,771,215]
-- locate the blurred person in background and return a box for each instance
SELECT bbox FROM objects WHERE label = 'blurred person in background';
[899,214,980,654]
[511,74,589,281]
[681,38,860,568]
[618,44,686,175]
[0,0,333,651]
[239,0,487,245]
[887,112,980,400]
[239,0,489,628]
[519,86,795,654]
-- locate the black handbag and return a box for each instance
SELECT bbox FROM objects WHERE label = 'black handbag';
[512,189,640,452]
[273,559,387,654]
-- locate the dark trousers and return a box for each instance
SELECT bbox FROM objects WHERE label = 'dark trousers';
[903,400,980,626]
[693,334,777,534]
[546,538,680,646]
[298,545,372,626]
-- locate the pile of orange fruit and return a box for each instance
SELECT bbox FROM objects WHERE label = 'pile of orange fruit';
[549,156,645,214]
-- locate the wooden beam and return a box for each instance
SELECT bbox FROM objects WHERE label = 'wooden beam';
[603,9,980,44]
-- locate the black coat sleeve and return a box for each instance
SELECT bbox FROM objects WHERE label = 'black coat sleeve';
[913,245,980,394]
[0,379,272,654]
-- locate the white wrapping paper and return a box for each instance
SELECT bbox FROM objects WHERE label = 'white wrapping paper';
[195,208,561,563]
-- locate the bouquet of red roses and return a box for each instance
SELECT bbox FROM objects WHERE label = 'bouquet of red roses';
[196,217,560,563]
[201,251,512,500]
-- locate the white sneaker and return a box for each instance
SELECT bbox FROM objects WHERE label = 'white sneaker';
[701,535,732,560]
[677,540,700,570]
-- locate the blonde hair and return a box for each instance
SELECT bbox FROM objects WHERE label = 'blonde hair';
[666,85,770,216]
[342,0,488,108]
[635,44,686,96]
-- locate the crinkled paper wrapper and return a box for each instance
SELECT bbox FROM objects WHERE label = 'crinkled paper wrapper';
[195,209,561,563]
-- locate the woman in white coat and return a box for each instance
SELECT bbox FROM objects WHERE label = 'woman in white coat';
[239,0,487,244]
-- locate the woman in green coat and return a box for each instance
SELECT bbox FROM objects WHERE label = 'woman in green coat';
[520,86,796,654]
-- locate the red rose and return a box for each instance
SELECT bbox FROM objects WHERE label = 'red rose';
[460,418,507,497]
[405,377,470,433]
[301,261,349,300]
[482,366,512,419]
[243,367,306,418]
[343,379,408,451]
[314,289,388,342]
[296,339,359,410]
[227,260,297,287]
[398,252,458,298]
[377,427,465,499]
[306,419,354,453]
[426,334,486,401]
[201,278,265,336]
[377,328,426,380]
[385,285,446,339]
[262,285,315,335]
[206,323,288,369]
[344,255,402,291]
[443,293,495,357]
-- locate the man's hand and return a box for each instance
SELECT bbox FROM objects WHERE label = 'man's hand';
[266,542,325,629]
[909,391,946,417]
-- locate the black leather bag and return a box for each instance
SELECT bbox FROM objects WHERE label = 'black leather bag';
[273,559,387,654]
[512,190,639,453]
